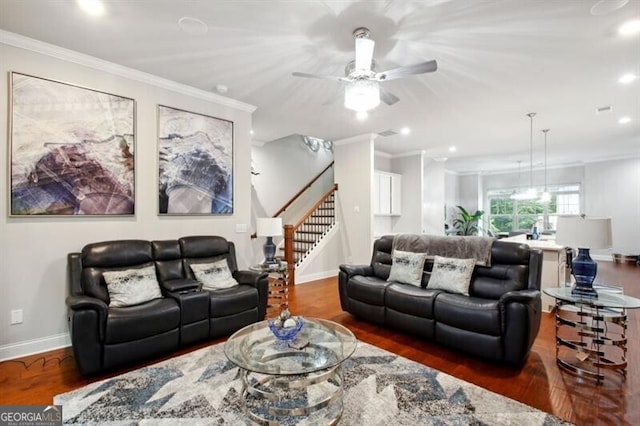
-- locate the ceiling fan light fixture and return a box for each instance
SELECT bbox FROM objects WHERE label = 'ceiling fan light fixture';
[344,80,380,112]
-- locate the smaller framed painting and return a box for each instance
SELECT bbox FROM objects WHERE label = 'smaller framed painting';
[157,105,234,215]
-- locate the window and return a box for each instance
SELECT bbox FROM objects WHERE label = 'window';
[487,185,580,233]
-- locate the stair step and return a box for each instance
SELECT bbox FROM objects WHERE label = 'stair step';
[295,230,325,235]
[310,214,334,218]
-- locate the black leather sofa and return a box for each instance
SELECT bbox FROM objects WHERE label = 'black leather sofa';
[338,235,543,366]
[66,235,268,376]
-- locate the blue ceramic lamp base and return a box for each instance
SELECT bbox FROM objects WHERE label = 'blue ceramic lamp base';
[571,248,598,298]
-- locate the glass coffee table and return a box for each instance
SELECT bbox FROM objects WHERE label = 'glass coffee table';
[224,317,357,425]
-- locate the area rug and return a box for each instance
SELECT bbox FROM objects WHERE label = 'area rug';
[54,341,570,425]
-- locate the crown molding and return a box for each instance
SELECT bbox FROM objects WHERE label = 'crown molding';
[0,30,257,113]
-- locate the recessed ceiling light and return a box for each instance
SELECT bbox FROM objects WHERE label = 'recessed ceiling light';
[356,111,368,121]
[77,0,105,16]
[619,116,632,124]
[618,19,640,36]
[249,130,255,135]
[618,73,638,84]
[178,17,209,36]
[448,146,457,152]
[400,127,410,135]
[215,84,228,94]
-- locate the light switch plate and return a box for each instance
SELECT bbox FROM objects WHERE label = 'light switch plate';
[235,223,248,233]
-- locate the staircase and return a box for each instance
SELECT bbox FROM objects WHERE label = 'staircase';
[283,186,337,275]
[256,161,336,286]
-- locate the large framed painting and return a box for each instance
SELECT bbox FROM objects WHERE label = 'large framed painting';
[9,72,135,216]
[157,105,233,215]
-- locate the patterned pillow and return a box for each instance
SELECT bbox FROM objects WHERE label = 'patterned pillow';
[427,256,475,295]
[103,265,163,307]
[387,250,428,286]
[190,259,239,290]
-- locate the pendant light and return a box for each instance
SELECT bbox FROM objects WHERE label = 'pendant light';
[540,129,551,203]
[511,112,538,200]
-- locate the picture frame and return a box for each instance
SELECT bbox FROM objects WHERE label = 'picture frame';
[157,105,234,215]
[9,72,136,216]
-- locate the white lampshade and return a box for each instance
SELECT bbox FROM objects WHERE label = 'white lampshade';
[256,217,283,237]
[344,80,380,112]
[555,215,612,249]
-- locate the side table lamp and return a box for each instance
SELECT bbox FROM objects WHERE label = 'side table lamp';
[257,217,283,265]
[555,215,612,298]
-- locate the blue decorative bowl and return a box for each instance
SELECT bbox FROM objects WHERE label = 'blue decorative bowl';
[268,317,304,342]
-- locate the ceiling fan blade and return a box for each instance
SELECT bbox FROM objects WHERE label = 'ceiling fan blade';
[355,37,375,72]
[379,87,400,106]
[292,71,347,82]
[375,59,438,81]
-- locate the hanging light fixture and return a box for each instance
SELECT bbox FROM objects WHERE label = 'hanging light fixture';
[344,79,380,112]
[511,160,526,200]
[511,113,538,200]
[540,129,551,203]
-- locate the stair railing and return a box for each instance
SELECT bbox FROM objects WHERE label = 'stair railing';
[284,183,338,285]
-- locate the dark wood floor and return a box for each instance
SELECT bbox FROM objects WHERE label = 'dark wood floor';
[1,261,638,425]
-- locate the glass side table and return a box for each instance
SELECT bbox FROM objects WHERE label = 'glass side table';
[544,286,640,382]
[250,262,289,317]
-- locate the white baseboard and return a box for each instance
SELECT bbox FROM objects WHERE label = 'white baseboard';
[295,270,338,284]
[0,332,71,362]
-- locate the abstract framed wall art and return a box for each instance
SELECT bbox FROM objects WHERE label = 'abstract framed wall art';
[157,105,233,215]
[9,72,135,216]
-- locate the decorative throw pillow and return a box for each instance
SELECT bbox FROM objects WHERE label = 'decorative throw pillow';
[427,256,475,296]
[387,250,428,286]
[103,265,163,308]
[190,259,239,290]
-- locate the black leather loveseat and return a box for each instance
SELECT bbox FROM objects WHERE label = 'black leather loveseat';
[66,235,268,376]
[339,235,543,366]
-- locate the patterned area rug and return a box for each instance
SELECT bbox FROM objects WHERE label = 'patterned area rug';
[55,341,570,425]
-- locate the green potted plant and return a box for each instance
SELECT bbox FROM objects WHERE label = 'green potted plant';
[453,205,484,236]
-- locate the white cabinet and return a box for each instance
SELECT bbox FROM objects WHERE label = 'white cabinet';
[374,171,402,216]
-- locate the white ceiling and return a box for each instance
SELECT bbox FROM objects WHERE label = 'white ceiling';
[0,0,638,173]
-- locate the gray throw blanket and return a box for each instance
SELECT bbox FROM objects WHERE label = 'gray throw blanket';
[392,234,496,266]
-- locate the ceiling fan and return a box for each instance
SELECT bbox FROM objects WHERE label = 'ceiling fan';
[292,27,438,112]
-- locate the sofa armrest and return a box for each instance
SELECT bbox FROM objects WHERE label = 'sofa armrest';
[338,264,372,279]
[234,270,267,287]
[66,295,108,340]
[499,289,541,305]
[499,289,542,366]
[234,270,269,319]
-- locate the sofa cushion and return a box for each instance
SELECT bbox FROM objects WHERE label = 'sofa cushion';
[208,285,258,318]
[190,259,239,290]
[347,275,390,306]
[427,256,475,296]
[103,265,163,307]
[105,298,180,344]
[387,250,427,286]
[433,293,502,336]
[385,283,440,319]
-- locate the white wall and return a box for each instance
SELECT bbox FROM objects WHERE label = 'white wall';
[333,134,374,264]
[295,224,344,283]
[0,39,255,359]
[457,174,481,213]
[390,154,423,234]
[423,158,446,235]
[444,171,460,228]
[251,134,334,219]
[584,158,640,256]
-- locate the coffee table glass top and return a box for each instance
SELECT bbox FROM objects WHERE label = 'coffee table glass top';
[224,317,357,375]
[544,286,640,309]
